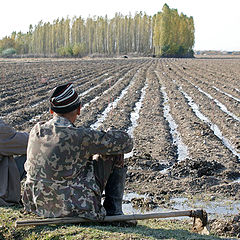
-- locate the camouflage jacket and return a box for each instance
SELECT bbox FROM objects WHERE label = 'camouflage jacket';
[23,116,133,219]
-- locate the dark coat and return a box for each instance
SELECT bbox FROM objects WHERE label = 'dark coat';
[0,120,28,206]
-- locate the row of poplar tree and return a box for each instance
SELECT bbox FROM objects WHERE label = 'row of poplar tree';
[0,4,195,57]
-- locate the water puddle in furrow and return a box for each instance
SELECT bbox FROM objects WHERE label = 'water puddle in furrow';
[213,86,240,103]
[192,85,240,122]
[29,114,42,123]
[122,193,240,220]
[78,76,114,98]
[124,82,148,158]
[161,86,189,163]
[30,99,47,108]
[155,72,188,173]
[89,72,148,158]
[82,69,140,111]
[168,197,240,219]
[179,87,240,161]
[78,77,124,111]
[233,178,240,183]
[90,76,137,130]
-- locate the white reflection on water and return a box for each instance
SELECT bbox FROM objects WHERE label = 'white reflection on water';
[213,86,240,103]
[195,85,240,122]
[90,70,141,130]
[90,77,133,130]
[122,193,240,219]
[79,76,114,98]
[125,82,148,159]
[161,86,188,161]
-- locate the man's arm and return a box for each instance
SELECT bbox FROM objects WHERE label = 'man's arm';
[80,128,133,155]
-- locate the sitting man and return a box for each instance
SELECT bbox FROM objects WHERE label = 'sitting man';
[23,83,133,222]
[0,120,29,206]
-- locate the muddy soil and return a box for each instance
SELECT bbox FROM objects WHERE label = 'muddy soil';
[1,56,240,237]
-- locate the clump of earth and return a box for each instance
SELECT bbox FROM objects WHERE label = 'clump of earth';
[210,215,240,238]
[126,156,240,199]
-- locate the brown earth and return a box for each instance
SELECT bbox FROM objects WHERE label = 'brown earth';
[1,56,240,237]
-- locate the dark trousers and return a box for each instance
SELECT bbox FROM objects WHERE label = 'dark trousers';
[93,154,125,194]
[14,155,27,181]
[93,154,127,216]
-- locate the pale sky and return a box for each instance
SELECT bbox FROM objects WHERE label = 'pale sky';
[1,0,240,51]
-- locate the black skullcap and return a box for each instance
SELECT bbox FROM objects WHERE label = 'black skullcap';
[49,83,81,113]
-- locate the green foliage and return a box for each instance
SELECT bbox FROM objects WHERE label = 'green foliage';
[1,48,16,56]
[72,43,87,57]
[153,4,195,57]
[57,47,65,56]
[0,36,15,51]
[57,45,73,57]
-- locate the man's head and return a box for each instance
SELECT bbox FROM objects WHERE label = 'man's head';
[49,83,81,123]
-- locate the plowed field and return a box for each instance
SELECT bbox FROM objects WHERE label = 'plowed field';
[1,57,240,214]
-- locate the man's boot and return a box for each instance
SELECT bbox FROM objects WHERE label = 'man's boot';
[103,167,137,226]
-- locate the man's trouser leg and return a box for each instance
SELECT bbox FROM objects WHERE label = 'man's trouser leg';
[93,154,126,216]
[14,155,27,181]
[103,166,127,216]
[94,154,137,226]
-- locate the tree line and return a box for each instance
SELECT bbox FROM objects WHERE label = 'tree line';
[0,4,195,57]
